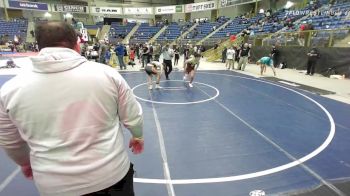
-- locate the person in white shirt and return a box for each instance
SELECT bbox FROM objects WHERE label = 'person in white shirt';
[145,61,163,90]
[162,44,174,80]
[226,46,236,70]
[0,22,144,196]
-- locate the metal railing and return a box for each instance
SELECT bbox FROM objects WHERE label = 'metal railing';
[204,36,244,62]
[203,28,350,61]
[247,28,350,48]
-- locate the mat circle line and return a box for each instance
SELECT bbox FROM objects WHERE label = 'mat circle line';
[128,72,335,184]
[132,80,220,105]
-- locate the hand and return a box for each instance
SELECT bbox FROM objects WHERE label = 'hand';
[129,137,144,154]
[21,165,33,180]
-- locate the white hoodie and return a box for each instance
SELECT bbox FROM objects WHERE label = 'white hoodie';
[0,48,143,195]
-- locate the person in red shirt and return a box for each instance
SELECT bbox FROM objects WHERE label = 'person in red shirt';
[129,47,135,67]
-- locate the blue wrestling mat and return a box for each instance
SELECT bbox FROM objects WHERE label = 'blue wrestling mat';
[1,70,349,196]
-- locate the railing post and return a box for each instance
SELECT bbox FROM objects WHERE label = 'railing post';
[328,30,334,48]
[306,30,312,47]
[3,0,9,21]
[285,33,287,46]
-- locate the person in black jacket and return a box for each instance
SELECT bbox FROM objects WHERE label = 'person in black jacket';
[270,45,280,68]
[306,47,320,76]
[222,47,227,63]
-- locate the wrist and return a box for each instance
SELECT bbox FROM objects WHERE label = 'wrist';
[133,136,144,140]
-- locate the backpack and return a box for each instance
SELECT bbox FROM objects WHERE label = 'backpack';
[279,62,287,69]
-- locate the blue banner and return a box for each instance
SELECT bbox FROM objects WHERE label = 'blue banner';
[8,0,48,11]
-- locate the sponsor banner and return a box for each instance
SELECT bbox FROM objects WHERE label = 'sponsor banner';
[185,1,216,13]
[80,28,88,42]
[53,4,88,13]
[90,7,122,14]
[219,0,261,8]
[155,5,183,14]
[8,0,48,11]
[123,7,153,15]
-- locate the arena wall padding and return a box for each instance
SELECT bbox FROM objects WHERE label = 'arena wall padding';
[250,46,350,77]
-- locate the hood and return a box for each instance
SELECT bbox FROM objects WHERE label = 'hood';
[30,47,87,73]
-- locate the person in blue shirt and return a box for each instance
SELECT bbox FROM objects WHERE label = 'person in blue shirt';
[114,43,126,70]
[105,48,111,66]
[256,56,276,76]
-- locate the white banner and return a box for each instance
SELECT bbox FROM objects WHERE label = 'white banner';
[123,7,153,15]
[185,1,216,13]
[155,6,175,14]
[80,28,88,42]
[53,4,88,13]
[90,7,122,14]
[219,0,260,8]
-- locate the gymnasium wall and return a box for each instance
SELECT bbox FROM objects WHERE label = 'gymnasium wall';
[250,46,350,76]
[191,11,212,21]
[0,8,4,18]
[218,3,254,18]
[21,10,62,21]
[172,13,186,22]
[7,9,23,18]
[91,0,178,7]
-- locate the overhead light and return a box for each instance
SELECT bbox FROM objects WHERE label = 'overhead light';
[65,13,73,18]
[285,1,294,9]
[259,9,264,14]
[44,12,52,18]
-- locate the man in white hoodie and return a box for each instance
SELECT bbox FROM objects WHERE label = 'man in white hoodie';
[0,22,144,196]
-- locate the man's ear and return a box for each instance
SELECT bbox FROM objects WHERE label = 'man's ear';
[74,38,81,53]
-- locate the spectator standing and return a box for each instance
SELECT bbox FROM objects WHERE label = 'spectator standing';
[135,44,140,59]
[115,43,126,70]
[141,44,149,68]
[226,46,235,70]
[174,46,180,66]
[184,44,190,61]
[153,44,161,61]
[222,47,227,63]
[306,47,320,76]
[0,21,143,196]
[105,47,112,66]
[270,45,280,68]
[237,43,250,71]
[98,40,107,64]
[148,44,153,62]
[129,47,135,67]
[123,44,129,65]
[234,46,240,64]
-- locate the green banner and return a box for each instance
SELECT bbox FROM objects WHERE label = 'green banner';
[176,5,183,13]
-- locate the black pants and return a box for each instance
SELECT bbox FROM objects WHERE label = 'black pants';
[163,59,172,79]
[307,60,317,75]
[154,54,160,62]
[147,55,152,63]
[222,56,226,63]
[272,56,279,68]
[83,164,134,196]
[174,55,179,66]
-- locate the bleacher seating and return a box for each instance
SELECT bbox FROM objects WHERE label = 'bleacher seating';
[297,3,350,30]
[84,23,103,30]
[109,22,136,43]
[0,19,28,42]
[203,14,264,45]
[277,1,350,46]
[156,22,194,43]
[130,23,162,44]
[182,20,228,43]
